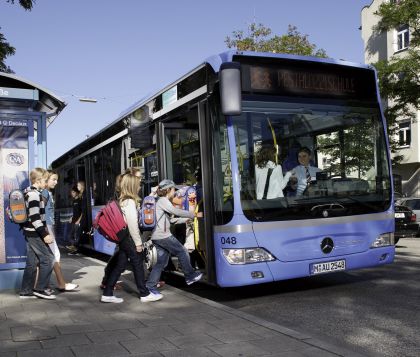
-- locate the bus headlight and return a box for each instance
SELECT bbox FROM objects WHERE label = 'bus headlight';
[222,248,275,264]
[371,233,394,248]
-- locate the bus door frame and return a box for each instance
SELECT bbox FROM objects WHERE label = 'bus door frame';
[157,103,216,284]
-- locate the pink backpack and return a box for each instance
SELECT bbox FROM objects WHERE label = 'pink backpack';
[93,200,128,243]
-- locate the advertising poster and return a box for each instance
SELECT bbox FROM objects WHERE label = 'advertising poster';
[0,121,30,269]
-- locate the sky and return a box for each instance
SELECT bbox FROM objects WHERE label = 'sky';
[0,0,374,165]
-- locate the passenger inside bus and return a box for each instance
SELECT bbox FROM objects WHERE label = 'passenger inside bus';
[255,145,292,199]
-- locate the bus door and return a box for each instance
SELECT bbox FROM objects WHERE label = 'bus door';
[75,159,92,247]
[159,115,208,272]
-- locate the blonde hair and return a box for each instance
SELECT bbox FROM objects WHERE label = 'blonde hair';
[119,173,140,204]
[30,167,47,184]
[124,167,141,177]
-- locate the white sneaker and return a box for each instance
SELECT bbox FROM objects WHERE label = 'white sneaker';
[186,272,203,285]
[140,292,163,302]
[101,295,123,303]
[59,283,79,292]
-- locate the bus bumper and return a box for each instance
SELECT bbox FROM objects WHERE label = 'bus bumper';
[216,246,394,287]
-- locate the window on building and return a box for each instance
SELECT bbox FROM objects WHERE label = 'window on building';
[397,25,410,51]
[398,121,411,147]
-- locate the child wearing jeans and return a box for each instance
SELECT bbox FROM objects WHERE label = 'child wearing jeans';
[146,179,203,296]
[20,168,55,300]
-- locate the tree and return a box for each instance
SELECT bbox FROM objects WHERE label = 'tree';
[371,0,420,165]
[0,0,35,73]
[225,23,327,58]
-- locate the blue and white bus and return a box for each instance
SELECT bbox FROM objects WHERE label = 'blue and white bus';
[52,50,394,287]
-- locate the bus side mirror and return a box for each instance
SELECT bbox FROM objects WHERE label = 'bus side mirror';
[219,62,242,116]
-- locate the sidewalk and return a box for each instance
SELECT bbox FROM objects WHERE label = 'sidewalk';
[0,253,367,357]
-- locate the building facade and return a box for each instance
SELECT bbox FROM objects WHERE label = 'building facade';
[361,0,420,197]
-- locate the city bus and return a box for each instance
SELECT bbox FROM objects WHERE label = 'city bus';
[51,50,395,287]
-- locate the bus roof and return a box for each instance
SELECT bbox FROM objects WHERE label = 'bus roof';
[51,50,373,166]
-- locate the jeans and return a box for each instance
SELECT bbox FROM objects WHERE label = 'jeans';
[21,236,54,293]
[104,237,149,297]
[69,223,81,247]
[146,235,196,290]
[101,246,119,286]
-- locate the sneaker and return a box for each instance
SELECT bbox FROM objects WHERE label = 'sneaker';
[148,287,161,295]
[45,287,56,295]
[186,272,203,285]
[100,295,124,303]
[157,280,165,289]
[140,292,163,302]
[19,292,36,299]
[33,289,57,300]
[66,245,77,252]
[58,283,79,292]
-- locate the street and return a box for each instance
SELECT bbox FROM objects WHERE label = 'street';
[174,238,420,357]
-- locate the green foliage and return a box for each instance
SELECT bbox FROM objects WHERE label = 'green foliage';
[0,30,15,73]
[225,23,327,58]
[1,0,34,73]
[317,121,375,178]
[371,0,420,165]
[6,0,34,11]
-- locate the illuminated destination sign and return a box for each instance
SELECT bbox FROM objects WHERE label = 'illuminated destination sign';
[237,57,377,101]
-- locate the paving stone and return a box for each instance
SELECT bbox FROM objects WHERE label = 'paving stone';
[208,317,256,330]
[87,329,138,343]
[71,342,130,356]
[208,329,264,343]
[109,351,163,357]
[0,340,41,353]
[98,319,144,331]
[120,337,177,354]
[169,321,220,335]
[130,325,182,340]
[17,346,74,357]
[166,333,222,348]
[56,323,103,335]
[170,312,222,323]
[0,352,16,357]
[11,326,58,342]
[209,341,272,357]
[138,315,183,327]
[160,346,221,357]
[0,329,11,341]
[40,333,91,349]
[245,325,286,339]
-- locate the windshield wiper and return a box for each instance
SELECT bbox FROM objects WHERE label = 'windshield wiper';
[310,203,347,218]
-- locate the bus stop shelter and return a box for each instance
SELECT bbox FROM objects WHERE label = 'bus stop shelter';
[0,72,66,289]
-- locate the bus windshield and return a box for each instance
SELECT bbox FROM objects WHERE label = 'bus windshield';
[232,99,392,221]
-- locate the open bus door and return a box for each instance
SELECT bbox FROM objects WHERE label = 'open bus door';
[159,107,213,282]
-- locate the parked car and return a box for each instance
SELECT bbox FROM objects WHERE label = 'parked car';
[396,197,420,235]
[394,205,419,244]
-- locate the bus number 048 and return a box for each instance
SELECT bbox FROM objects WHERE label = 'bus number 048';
[220,237,237,245]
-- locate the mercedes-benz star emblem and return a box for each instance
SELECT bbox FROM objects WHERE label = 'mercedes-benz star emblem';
[321,237,334,254]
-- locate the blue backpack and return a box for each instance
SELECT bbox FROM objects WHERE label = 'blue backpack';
[172,186,197,211]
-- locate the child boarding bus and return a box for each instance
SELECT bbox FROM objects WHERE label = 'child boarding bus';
[51,50,394,287]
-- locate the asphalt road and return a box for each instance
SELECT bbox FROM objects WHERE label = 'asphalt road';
[173,238,420,357]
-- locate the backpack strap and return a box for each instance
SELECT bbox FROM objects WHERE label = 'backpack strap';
[262,168,274,199]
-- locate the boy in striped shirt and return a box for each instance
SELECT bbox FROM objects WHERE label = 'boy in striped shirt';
[20,168,56,300]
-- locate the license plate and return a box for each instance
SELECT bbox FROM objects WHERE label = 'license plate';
[395,213,405,218]
[311,260,346,275]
